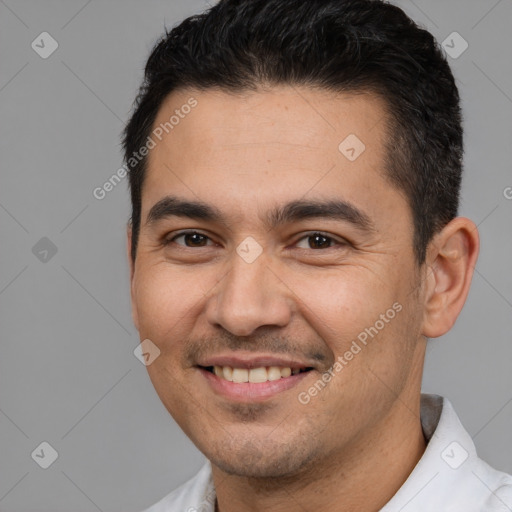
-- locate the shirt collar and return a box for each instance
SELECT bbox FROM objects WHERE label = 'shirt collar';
[195,393,506,512]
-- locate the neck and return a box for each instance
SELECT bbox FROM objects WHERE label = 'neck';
[212,393,427,512]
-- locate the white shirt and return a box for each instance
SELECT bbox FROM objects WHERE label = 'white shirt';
[142,394,512,511]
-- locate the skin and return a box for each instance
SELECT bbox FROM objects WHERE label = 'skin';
[128,86,479,511]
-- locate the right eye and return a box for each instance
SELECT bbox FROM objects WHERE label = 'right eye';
[164,230,215,248]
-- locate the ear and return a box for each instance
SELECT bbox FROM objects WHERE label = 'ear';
[422,217,479,338]
[127,222,140,332]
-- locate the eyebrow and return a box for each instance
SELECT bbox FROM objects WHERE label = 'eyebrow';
[145,195,375,232]
[146,196,224,226]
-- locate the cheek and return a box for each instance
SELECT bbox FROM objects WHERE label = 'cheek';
[292,270,419,415]
[132,266,205,414]
[289,267,397,344]
[289,265,420,394]
[133,264,202,341]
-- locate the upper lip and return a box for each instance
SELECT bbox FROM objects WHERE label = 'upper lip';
[196,353,316,370]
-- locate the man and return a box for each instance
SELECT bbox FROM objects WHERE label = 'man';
[123,0,512,510]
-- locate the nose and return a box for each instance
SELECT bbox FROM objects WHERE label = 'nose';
[205,249,292,337]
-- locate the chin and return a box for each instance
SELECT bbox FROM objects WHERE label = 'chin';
[203,436,318,479]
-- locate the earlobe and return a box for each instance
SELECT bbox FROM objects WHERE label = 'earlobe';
[421,217,479,338]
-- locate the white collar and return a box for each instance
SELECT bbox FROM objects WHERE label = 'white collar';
[144,393,512,511]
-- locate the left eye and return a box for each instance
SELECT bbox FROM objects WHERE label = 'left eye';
[295,232,341,250]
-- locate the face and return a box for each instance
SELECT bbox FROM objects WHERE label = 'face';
[129,86,428,479]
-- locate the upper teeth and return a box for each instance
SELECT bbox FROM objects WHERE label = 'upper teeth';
[213,366,302,383]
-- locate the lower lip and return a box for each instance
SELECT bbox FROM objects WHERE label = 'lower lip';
[198,367,312,402]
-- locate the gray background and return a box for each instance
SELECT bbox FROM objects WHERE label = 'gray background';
[0,0,510,510]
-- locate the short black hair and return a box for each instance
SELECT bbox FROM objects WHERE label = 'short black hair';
[123,0,462,264]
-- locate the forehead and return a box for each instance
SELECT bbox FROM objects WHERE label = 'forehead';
[142,86,405,229]
[150,85,388,155]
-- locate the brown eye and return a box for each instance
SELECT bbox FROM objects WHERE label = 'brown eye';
[168,231,212,247]
[296,232,340,250]
[308,234,332,249]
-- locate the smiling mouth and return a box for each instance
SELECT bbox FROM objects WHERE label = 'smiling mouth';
[200,365,313,383]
